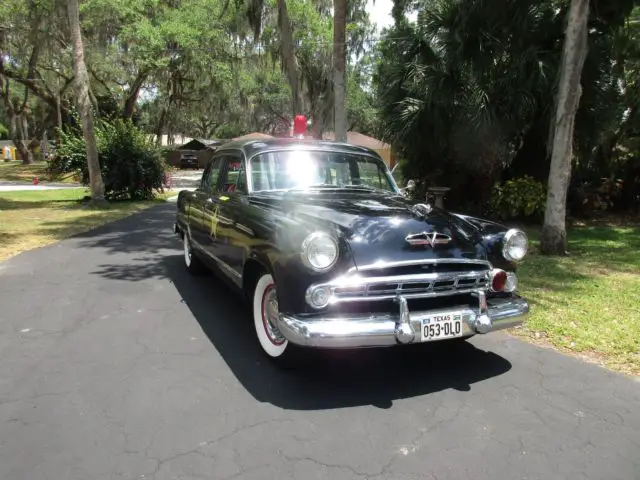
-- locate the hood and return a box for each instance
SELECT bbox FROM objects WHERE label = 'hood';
[253,190,489,269]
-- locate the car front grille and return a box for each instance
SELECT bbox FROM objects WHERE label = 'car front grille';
[315,259,492,304]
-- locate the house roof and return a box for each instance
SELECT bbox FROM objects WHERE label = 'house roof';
[322,131,391,150]
[178,138,224,150]
[231,132,274,142]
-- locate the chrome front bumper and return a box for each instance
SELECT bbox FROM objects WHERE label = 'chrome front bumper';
[277,292,529,348]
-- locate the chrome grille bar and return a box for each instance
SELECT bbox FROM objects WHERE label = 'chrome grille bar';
[311,269,490,304]
[348,258,493,273]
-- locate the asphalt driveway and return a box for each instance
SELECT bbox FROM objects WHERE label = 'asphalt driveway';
[0,203,638,480]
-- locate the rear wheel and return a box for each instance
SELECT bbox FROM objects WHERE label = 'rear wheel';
[183,232,207,275]
[252,273,296,367]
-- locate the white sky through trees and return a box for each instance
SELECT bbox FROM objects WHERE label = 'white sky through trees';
[365,0,394,32]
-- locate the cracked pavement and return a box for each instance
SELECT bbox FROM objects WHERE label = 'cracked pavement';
[0,203,639,480]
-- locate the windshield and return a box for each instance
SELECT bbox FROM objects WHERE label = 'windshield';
[249,149,398,193]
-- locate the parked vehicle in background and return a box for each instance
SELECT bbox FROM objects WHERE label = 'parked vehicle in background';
[180,152,199,169]
[173,137,530,366]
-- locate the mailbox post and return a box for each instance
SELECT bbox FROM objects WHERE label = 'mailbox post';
[427,187,450,209]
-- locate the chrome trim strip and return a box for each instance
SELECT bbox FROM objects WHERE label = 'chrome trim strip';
[236,224,254,236]
[349,258,493,273]
[327,287,487,303]
[277,295,529,348]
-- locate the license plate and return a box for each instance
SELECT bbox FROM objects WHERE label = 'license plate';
[421,312,464,342]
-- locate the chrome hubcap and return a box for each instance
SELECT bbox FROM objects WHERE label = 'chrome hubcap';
[262,285,285,345]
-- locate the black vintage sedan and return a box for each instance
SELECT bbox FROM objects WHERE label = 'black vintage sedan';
[174,138,530,365]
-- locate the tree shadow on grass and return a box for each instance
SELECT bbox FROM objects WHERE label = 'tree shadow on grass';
[565,225,640,274]
[0,197,83,211]
[519,224,640,281]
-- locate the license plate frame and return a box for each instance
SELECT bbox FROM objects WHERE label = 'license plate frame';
[420,311,464,342]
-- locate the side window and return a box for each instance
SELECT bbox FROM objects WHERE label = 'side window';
[219,154,247,193]
[235,160,248,193]
[199,162,212,190]
[201,156,225,193]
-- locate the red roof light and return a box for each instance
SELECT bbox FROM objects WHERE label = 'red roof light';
[293,115,307,137]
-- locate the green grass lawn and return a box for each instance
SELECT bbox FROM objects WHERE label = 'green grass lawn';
[0,188,171,262]
[0,160,79,183]
[515,224,640,375]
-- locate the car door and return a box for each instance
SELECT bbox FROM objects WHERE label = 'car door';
[190,155,225,251]
[207,152,254,283]
[199,154,238,275]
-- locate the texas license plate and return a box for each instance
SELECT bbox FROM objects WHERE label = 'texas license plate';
[421,312,464,342]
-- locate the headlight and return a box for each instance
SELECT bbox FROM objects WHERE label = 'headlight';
[301,232,339,272]
[502,229,528,262]
[504,272,518,293]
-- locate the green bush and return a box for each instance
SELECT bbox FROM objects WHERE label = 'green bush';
[51,119,167,200]
[489,176,547,220]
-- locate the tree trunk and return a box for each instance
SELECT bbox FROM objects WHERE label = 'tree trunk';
[67,0,105,203]
[277,0,302,116]
[15,141,32,164]
[123,70,149,119]
[333,0,347,143]
[55,93,63,144]
[155,107,167,147]
[17,111,33,165]
[540,0,589,255]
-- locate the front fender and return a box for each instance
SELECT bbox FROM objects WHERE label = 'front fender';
[452,213,520,271]
[269,230,358,315]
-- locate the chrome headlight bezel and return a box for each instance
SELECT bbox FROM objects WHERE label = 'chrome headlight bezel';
[502,228,528,262]
[301,231,339,272]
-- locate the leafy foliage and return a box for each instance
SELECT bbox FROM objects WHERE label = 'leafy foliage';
[374,0,640,215]
[52,119,166,200]
[489,176,547,221]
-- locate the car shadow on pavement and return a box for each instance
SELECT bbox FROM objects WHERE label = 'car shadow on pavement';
[161,254,513,411]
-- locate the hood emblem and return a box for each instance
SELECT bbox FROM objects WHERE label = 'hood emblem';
[405,231,452,247]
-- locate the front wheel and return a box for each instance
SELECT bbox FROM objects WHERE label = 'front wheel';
[183,232,207,275]
[252,273,296,367]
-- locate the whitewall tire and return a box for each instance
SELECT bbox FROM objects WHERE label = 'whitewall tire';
[252,273,291,360]
[183,232,206,275]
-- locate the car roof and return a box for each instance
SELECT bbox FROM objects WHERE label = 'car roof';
[215,137,383,159]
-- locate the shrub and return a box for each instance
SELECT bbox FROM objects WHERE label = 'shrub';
[51,119,167,200]
[489,176,547,221]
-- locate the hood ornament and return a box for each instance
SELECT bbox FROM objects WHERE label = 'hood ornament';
[411,203,433,218]
[405,231,452,247]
